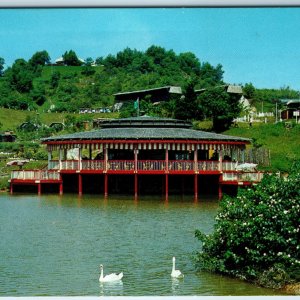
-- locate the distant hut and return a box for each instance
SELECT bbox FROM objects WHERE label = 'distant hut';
[113,86,182,111]
[0,131,16,142]
[49,122,64,132]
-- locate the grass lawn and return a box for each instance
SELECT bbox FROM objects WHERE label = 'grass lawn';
[0,107,117,131]
[224,122,300,172]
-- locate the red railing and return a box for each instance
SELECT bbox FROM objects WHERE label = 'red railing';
[11,162,265,184]
[197,160,220,171]
[138,160,166,171]
[168,160,194,171]
[82,160,104,170]
[107,160,135,171]
[47,159,260,178]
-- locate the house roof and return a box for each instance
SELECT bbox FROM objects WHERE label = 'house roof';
[42,117,250,143]
[195,84,243,95]
[226,85,243,94]
[114,86,182,97]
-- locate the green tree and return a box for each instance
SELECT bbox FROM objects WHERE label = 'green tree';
[174,78,200,120]
[195,162,300,289]
[199,62,224,87]
[62,50,82,66]
[145,45,167,65]
[29,50,51,67]
[6,59,35,93]
[198,87,242,132]
[85,57,94,66]
[81,65,96,76]
[50,70,61,89]
[30,82,46,106]
[0,57,5,76]
[177,52,201,76]
[243,82,256,99]
[95,57,104,65]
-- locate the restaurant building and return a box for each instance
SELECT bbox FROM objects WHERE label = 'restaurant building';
[9,116,263,199]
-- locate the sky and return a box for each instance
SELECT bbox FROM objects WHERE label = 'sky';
[0,7,300,90]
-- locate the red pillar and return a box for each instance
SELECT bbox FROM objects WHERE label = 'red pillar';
[134,148,138,173]
[104,174,108,198]
[59,182,63,195]
[218,174,223,200]
[194,174,198,202]
[38,183,42,195]
[165,174,169,201]
[165,148,169,172]
[78,174,82,196]
[134,174,138,200]
[10,183,13,194]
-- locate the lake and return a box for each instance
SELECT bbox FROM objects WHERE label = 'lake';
[0,193,286,296]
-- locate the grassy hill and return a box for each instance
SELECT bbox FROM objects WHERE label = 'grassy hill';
[0,107,117,131]
[224,121,300,172]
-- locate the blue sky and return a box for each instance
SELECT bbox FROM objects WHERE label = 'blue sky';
[0,7,300,90]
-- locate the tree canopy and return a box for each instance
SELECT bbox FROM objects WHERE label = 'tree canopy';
[62,50,83,66]
[198,87,242,132]
[29,50,51,67]
[0,57,5,76]
[1,45,299,132]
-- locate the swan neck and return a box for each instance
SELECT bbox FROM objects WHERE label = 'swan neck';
[172,259,175,271]
[100,267,104,279]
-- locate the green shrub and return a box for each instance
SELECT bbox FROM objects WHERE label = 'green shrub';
[195,161,300,288]
[0,176,9,190]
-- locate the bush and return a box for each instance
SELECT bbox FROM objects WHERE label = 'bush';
[195,161,300,288]
[0,176,9,190]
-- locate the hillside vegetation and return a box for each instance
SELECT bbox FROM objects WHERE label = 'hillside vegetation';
[225,122,300,172]
[1,47,299,116]
[0,46,224,114]
[0,46,299,175]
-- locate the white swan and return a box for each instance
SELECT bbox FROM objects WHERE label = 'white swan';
[171,257,184,278]
[99,264,123,282]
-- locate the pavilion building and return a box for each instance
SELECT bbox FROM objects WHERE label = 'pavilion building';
[9,116,264,199]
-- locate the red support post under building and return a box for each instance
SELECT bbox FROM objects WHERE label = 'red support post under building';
[194,174,198,201]
[218,174,223,200]
[134,174,138,200]
[78,174,82,196]
[165,174,169,201]
[10,183,13,194]
[104,174,108,198]
[38,183,42,195]
[59,182,63,195]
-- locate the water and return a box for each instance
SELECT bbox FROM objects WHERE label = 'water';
[0,193,286,296]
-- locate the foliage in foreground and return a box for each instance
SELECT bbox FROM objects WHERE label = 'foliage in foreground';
[195,162,300,289]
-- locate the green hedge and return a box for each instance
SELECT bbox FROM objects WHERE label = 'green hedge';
[195,161,300,289]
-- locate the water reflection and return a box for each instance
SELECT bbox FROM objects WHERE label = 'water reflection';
[99,281,124,296]
[171,277,182,295]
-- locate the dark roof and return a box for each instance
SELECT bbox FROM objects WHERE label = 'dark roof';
[114,86,182,103]
[99,116,191,129]
[42,117,250,143]
[42,127,249,143]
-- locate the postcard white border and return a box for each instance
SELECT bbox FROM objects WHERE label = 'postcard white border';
[0,3,299,300]
[0,0,300,7]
